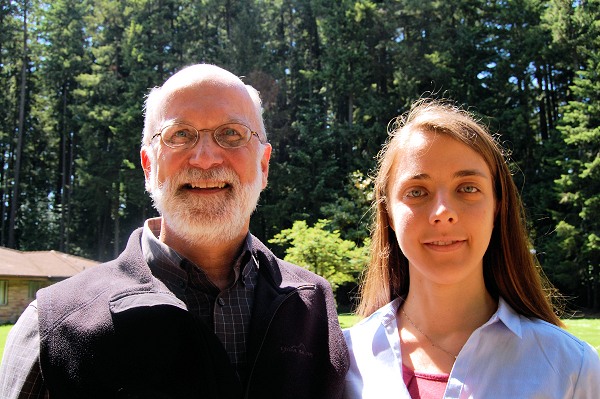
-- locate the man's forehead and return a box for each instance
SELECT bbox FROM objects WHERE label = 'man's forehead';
[159,71,252,109]
[159,80,255,115]
[162,64,241,91]
[154,82,258,131]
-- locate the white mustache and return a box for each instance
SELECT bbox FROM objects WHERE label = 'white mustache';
[159,167,240,190]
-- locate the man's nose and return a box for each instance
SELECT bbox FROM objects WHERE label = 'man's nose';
[187,132,224,169]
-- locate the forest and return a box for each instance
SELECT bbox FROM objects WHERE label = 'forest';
[1,0,599,310]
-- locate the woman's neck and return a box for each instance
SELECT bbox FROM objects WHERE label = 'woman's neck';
[398,281,498,374]
[403,284,497,335]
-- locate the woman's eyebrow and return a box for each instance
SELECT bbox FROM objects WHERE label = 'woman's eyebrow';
[403,169,489,181]
[405,173,429,181]
[454,169,489,179]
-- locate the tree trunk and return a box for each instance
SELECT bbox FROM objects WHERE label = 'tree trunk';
[60,84,68,252]
[8,0,28,249]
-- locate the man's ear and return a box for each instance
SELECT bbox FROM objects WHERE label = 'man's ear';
[260,143,272,189]
[140,147,152,183]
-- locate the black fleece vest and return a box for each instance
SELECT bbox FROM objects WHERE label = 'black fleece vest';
[38,228,349,399]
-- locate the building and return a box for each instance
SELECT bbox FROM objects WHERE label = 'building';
[0,247,99,324]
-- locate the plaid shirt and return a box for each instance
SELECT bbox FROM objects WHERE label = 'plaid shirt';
[0,218,258,398]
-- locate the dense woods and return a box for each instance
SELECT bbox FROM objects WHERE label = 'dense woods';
[1,0,598,309]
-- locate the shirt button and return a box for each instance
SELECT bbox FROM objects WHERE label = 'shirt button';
[217,298,225,306]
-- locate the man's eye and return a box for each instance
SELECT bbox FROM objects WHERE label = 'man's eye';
[168,128,194,142]
[221,128,243,138]
[174,129,190,137]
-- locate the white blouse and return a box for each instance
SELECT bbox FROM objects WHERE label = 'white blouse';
[343,297,600,398]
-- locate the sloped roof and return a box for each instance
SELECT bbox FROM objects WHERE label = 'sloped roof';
[0,247,99,279]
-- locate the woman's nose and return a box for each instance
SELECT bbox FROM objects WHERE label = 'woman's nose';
[429,193,458,225]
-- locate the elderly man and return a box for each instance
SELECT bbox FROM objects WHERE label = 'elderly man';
[0,64,348,398]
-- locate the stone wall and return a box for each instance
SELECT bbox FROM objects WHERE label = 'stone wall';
[0,278,51,324]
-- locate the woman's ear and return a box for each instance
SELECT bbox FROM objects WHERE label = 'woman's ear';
[385,200,395,232]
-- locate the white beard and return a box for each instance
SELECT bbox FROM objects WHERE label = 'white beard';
[148,163,263,246]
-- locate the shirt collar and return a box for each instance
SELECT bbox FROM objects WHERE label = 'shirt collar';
[142,218,183,271]
[483,296,523,338]
[381,297,402,328]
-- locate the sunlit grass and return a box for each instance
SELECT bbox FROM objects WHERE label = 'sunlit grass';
[563,318,600,353]
[338,313,361,329]
[0,325,12,362]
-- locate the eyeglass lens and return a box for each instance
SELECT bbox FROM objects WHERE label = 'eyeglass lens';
[161,123,252,149]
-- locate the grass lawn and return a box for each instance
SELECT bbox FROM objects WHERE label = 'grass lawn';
[0,325,12,362]
[338,313,361,329]
[563,318,600,353]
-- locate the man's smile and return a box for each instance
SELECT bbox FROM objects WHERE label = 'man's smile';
[183,181,229,189]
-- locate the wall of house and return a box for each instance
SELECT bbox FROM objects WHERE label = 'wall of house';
[0,278,51,324]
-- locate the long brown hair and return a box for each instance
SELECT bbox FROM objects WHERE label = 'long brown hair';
[356,99,563,326]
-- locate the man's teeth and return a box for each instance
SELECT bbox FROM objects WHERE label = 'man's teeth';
[188,182,227,189]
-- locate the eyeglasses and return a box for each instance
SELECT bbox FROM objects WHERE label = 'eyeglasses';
[151,122,264,150]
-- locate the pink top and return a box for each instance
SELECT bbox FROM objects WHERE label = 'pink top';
[402,364,449,399]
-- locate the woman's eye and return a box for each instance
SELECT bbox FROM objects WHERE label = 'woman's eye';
[405,189,425,198]
[460,185,479,193]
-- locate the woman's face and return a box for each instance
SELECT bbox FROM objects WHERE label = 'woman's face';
[386,129,496,288]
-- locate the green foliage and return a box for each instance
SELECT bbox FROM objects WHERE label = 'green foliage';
[553,43,600,306]
[548,0,600,307]
[269,219,369,294]
[0,0,599,308]
[321,170,373,244]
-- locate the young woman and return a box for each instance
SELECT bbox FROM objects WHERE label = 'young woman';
[343,99,600,398]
